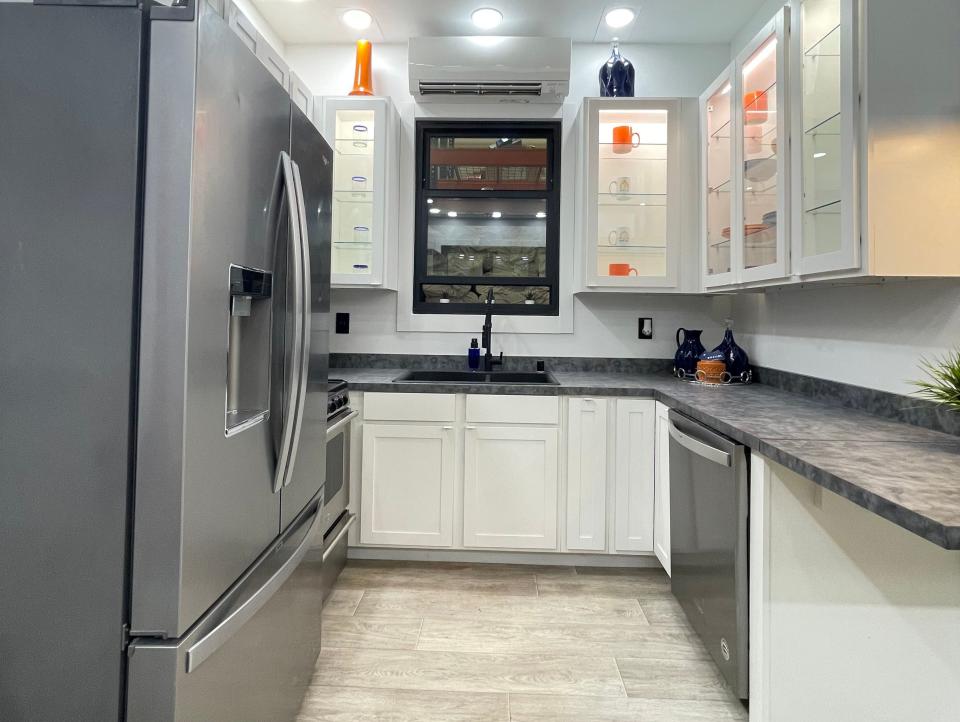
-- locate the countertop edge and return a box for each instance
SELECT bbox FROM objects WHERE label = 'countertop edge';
[335,370,960,551]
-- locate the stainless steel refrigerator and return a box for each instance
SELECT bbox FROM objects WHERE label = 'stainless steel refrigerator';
[0,1,331,719]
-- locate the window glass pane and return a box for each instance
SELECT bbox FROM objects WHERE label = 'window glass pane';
[424,197,547,277]
[421,284,551,307]
[428,135,548,190]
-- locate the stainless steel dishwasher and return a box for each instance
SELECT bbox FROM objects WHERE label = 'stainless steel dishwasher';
[668,409,749,700]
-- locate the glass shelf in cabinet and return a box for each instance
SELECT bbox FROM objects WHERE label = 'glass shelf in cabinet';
[804,23,841,57]
[804,111,841,136]
[708,178,732,194]
[710,118,732,140]
[597,144,668,161]
[334,190,375,199]
[333,240,374,245]
[804,198,841,215]
[334,140,376,157]
[597,192,667,206]
[597,243,667,251]
[743,80,776,113]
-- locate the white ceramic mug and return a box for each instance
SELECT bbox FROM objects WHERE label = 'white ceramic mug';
[351,175,368,195]
[353,225,370,243]
[608,226,631,246]
[608,177,631,195]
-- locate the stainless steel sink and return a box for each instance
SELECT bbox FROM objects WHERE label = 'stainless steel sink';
[392,370,559,385]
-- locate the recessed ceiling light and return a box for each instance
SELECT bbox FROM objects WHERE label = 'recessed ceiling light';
[429,207,441,214]
[491,211,502,218]
[426,198,434,204]
[447,211,458,218]
[605,8,635,29]
[471,7,502,30]
[535,211,547,219]
[342,9,372,30]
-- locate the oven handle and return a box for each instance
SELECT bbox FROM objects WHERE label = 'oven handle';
[326,409,359,441]
[322,513,356,563]
[667,420,732,467]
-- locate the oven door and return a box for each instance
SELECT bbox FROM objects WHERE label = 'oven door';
[322,408,357,535]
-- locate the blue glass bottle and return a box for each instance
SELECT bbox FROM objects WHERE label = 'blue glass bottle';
[599,41,635,98]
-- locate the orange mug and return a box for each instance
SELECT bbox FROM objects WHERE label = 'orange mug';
[609,263,638,276]
[743,89,768,125]
[612,125,641,154]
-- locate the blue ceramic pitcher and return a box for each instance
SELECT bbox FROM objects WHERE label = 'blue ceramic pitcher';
[674,328,705,376]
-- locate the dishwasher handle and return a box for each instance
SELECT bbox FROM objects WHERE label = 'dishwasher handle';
[667,420,732,467]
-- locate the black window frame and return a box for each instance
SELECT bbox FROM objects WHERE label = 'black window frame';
[413,120,562,316]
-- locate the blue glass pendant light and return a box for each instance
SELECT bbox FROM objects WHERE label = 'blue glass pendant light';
[599,40,635,97]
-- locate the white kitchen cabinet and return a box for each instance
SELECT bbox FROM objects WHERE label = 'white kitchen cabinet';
[463,425,559,550]
[288,70,313,119]
[653,402,671,575]
[565,398,608,551]
[614,399,656,553]
[360,423,455,547]
[224,0,289,88]
[579,97,685,291]
[701,8,791,289]
[319,96,399,289]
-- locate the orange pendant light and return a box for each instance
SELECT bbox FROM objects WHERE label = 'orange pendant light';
[349,39,374,96]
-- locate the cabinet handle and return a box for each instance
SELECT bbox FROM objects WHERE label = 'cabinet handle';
[465,425,477,430]
[442,425,453,430]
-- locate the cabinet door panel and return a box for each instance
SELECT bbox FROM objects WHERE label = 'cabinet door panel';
[653,403,671,574]
[360,424,454,547]
[463,426,559,550]
[615,400,656,553]
[566,399,608,551]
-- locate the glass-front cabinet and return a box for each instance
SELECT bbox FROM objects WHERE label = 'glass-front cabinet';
[701,68,737,287]
[701,8,790,288]
[320,97,396,287]
[791,0,858,275]
[581,98,680,289]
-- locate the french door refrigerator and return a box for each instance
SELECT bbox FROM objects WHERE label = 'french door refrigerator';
[0,1,331,720]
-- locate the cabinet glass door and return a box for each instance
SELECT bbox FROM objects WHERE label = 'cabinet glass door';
[703,70,736,286]
[585,99,678,289]
[738,10,789,283]
[795,0,857,274]
[331,107,376,280]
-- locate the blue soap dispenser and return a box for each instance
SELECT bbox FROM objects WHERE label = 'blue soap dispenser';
[468,338,480,370]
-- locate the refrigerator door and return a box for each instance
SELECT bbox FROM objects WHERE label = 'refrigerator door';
[127,496,324,722]
[133,4,296,638]
[281,106,333,531]
[0,4,145,719]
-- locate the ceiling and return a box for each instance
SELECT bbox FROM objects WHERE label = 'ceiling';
[252,0,769,46]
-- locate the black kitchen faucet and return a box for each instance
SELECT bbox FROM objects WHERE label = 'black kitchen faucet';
[481,288,503,372]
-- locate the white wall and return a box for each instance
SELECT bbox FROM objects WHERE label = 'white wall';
[732,280,960,394]
[331,288,732,358]
[286,41,730,357]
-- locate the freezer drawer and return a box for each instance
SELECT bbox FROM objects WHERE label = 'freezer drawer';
[127,499,324,722]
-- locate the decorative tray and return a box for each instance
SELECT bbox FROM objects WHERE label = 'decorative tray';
[673,368,753,386]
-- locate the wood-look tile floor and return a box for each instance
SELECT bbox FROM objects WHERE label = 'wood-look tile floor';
[298,561,748,722]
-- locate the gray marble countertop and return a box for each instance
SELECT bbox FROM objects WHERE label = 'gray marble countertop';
[331,367,960,550]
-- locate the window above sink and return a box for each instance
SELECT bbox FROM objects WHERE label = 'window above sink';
[413,121,561,316]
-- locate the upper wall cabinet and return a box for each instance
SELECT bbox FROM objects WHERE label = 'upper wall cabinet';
[318,97,399,289]
[791,0,858,276]
[703,0,960,289]
[225,0,289,88]
[701,8,790,289]
[579,98,683,291]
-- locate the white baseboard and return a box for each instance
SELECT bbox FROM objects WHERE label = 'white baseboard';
[347,545,664,568]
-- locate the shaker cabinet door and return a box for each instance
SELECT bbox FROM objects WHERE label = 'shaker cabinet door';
[614,400,656,553]
[360,423,455,547]
[566,398,608,551]
[463,425,559,550]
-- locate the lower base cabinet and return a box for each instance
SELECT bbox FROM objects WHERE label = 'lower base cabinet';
[614,399,657,553]
[463,425,559,550]
[653,401,671,575]
[359,423,455,547]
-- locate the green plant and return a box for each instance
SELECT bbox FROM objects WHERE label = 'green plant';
[913,349,960,411]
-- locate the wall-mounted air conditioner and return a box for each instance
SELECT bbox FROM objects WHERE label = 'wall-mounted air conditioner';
[408,36,571,103]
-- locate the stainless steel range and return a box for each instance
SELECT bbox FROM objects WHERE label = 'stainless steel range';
[320,379,358,599]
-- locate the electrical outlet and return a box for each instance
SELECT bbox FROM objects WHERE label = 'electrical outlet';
[335,312,350,334]
[638,317,653,339]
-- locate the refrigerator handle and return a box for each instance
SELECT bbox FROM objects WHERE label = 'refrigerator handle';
[282,158,312,488]
[184,502,322,674]
[272,151,305,494]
